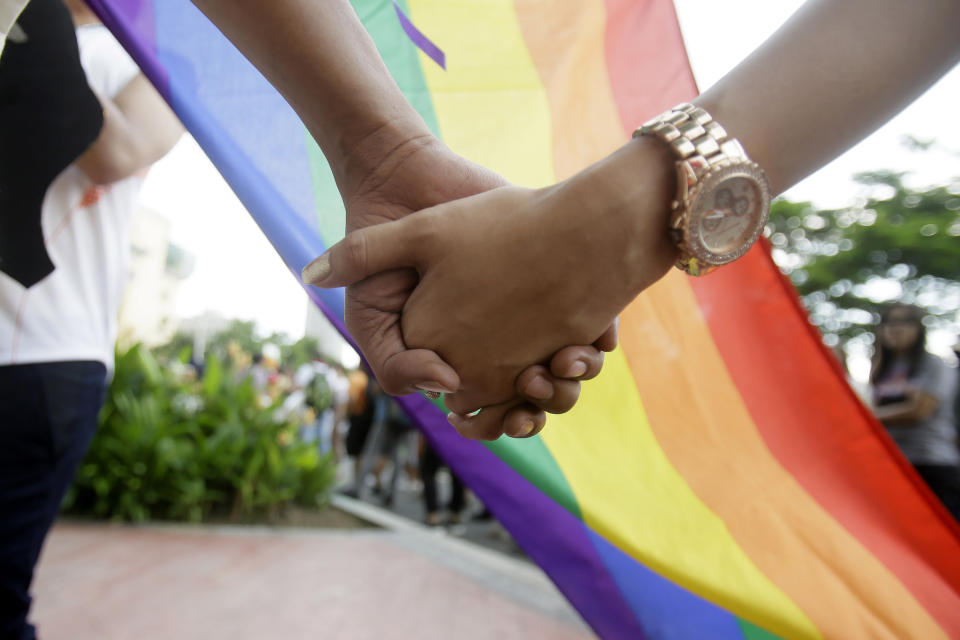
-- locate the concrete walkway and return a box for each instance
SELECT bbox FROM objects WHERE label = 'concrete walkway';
[32,518,593,639]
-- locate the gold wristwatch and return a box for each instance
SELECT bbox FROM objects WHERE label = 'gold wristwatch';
[635,103,771,276]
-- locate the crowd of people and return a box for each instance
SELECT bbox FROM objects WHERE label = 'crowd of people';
[228,301,960,529]
[220,345,473,528]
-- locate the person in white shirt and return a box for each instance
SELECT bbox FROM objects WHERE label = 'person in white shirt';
[0,2,181,637]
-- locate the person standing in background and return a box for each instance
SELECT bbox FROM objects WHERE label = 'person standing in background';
[870,304,960,520]
[419,436,466,528]
[0,1,182,637]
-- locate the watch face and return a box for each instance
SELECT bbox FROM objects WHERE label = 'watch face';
[694,175,764,257]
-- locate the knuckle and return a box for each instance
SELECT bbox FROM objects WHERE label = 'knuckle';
[444,394,478,416]
[379,377,406,396]
[405,213,445,263]
[457,412,504,442]
[550,382,580,413]
[344,231,369,273]
[477,423,505,441]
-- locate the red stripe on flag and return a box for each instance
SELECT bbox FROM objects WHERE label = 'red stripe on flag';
[689,245,960,632]
[602,0,697,127]
[603,0,960,629]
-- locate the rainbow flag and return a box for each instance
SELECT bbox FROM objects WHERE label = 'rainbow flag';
[87,0,960,637]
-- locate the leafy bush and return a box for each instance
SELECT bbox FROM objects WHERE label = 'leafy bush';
[64,345,335,523]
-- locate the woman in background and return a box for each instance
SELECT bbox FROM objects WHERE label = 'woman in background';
[871,304,960,519]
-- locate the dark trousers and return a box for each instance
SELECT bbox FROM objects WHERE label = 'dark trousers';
[0,361,106,640]
[420,444,465,515]
[914,464,960,522]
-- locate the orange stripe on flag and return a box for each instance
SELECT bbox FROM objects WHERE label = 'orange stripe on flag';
[689,247,960,635]
[620,271,947,638]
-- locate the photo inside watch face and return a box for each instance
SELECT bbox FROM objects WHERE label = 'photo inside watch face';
[697,176,760,255]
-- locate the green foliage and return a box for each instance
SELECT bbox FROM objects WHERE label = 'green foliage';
[304,370,332,411]
[156,320,325,373]
[767,172,960,343]
[204,319,263,362]
[64,345,335,523]
[282,336,322,372]
[151,330,195,364]
[153,320,327,377]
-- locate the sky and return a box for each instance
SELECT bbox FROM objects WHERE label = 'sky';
[137,0,960,368]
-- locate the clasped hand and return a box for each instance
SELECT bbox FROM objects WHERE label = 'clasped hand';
[303,134,629,440]
[303,134,679,440]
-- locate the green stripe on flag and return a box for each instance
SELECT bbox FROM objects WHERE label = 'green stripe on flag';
[304,0,442,248]
[737,618,784,640]
[423,395,582,520]
[485,437,583,520]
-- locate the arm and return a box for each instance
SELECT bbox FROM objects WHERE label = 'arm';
[875,389,940,425]
[189,0,428,196]
[565,0,960,298]
[694,0,960,195]
[193,0,613,438]
[75,74,183,184]
[309,0,960,439]
[879,358,957,425]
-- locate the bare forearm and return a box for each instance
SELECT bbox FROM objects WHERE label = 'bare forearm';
[190,0,430,189]
[76,75,182,184]
[876,401,924,425]
[875,392,940,425]
[696,0,960,195]
[594,0,960,294]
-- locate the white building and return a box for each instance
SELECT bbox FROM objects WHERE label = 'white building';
[116,207,193,348]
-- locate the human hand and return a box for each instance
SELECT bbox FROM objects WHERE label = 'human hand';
[307,128,618,435]
[905,387,940,421]
[308,137,678,439]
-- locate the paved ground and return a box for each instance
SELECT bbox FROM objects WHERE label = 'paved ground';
[32,521,592,640]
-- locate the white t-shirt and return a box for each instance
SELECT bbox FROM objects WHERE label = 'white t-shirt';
[0,25,141,369]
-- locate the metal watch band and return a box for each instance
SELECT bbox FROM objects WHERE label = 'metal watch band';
[633,103,746,186]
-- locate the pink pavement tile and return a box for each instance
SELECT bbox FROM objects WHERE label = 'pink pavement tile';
[31,524,595,640]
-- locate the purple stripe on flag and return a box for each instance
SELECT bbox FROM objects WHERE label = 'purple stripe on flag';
[304,284,642,637]
[86,0,169,98]
[392,1,446,69]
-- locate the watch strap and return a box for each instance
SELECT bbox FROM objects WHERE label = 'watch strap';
[634,103,769,277]
[634,102,746,188]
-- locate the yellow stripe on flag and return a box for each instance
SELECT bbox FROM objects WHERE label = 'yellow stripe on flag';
[406,0,554,187]
[541,351,822,639]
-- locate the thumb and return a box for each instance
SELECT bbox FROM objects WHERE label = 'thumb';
[301,218,419,288]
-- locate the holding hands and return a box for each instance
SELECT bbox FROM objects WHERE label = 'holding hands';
[305,137,678,440]
[197,0,960,441]
[309,126,625,440]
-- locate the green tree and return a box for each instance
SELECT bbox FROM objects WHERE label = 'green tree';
[767,172,960,345]
[204,319,266,362]
[281,336,321,371]
[152,330,195,365]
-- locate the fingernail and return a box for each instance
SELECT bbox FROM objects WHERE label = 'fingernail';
[524,375,553,400]
[416,382,455,395]
[566,361,588,378]
[301,254,331,284]
[514,419,535,438]
[421,390,441,400]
